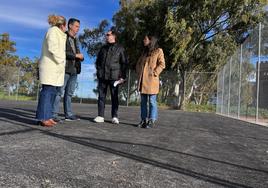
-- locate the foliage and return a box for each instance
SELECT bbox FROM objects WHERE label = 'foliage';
[0,91,35,101]
[79,0,266,109]
[79,20,110,58]
[16,57,39,96]
[0,33,39,98]
[185,103,216,113]
[0,33,18,66]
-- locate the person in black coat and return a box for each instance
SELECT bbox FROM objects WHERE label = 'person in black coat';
[52,18,84,122]
[93,27,128,124]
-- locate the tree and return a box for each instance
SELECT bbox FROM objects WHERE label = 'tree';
[80,0,266,109]
[79,20,110,58]
[0,33,18,66]
[16,57,39,96]
[164,0,265,108]
[0,33,19,95]
[115,0,266,109]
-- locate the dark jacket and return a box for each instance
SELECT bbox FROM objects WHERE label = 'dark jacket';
[65,32,83,74]
[96,43,128,80]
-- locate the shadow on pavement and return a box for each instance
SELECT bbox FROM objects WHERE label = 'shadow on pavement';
[1,107,267,188]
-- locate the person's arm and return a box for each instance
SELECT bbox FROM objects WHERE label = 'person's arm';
[119,47,128,79]
[74,38,84,61]
[95,48,103,78]
[66,47,76,61]
[135,56,142,74]
[153,48,165,76]
[47,28,66,64]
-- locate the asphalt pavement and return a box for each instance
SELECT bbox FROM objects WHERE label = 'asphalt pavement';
[0,100,267,188]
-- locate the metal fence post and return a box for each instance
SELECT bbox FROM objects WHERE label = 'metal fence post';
[80,83,83,104]
[221,67,225,114]
[256,22,262,123]
[238,44,243,118]
[16,67,20,101]
[228,58,232,116]
[127,69,131,107]
[183,72,187,105]
[36,83,40,102]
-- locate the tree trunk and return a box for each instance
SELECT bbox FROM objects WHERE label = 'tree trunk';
[198,92,203,105]
[172,69,185,110]
[173,81,180,109]
[178,73,185,110]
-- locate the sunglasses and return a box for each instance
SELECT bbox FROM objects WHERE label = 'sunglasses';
[106,33,113,36]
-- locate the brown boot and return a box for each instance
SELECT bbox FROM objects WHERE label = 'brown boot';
[39,120,54,127]
[48,119,57,125]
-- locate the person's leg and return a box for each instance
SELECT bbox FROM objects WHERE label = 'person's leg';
[36,85,57,121]
[50,86,57,118]
[97,80,108,118]
[52,74,68,119]
[110,80,119,118]
[64,74,77,118]
[52,87,63,119]
[149,94,157,121]
[148,94,157,127]
[140,94,148,121]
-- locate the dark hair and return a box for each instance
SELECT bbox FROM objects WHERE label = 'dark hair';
[68,18,80,29]
[143,35,159,56]
[109,26,118,36]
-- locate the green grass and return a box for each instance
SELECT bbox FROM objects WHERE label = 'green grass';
[0,92,36,101]
[185,103,216,113]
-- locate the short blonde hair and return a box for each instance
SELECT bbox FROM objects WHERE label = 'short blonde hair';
[48,15,66,27]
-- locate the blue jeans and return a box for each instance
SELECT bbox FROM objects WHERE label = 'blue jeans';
[52,73,77,118]
[36,85,57,121]
[140,94,158,121]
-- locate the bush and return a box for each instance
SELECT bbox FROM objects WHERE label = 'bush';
[185,103,216,113]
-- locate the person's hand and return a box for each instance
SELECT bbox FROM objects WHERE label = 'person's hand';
[113,78,125,87]
[119,78,124,83]
[76,53,84,60]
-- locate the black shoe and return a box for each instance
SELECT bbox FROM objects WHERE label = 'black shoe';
[146,120,156,128]
[65,115,80,121]
[137,120,146,128]
[53,117,63,123]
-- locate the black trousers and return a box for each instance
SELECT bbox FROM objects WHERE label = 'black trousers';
[97,79,119,118]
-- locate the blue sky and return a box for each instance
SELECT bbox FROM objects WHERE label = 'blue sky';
[0,0,120,98]
[0,0,119,59]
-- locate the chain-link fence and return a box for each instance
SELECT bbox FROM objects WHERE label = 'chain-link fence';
[0,64,39,101]
[184,72,217,111]
[217,22,268,125]
[0,62,217,109]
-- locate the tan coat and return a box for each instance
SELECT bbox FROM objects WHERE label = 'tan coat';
[136,48,165,94]
[39,26,67,86]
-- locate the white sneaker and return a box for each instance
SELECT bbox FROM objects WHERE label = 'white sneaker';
[94,116,104,123]
[112,117,119,124]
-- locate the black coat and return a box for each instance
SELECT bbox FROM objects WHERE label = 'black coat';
[65,32,83,74]
[96,43,128,80]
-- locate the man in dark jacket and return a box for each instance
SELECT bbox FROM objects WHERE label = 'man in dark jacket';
[94,27,128,124]
[52,18,84,121]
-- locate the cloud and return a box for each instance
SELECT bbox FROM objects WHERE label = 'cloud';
[0,0,89,29]
[0,0,119,60]
[0,12,48,29]
[11,36,40,42]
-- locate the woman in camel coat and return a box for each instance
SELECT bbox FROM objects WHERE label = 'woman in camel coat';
[136,34,165,128]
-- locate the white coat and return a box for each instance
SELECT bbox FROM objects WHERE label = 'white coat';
[39,26,67,86]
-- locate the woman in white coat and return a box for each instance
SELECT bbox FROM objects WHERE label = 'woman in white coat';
[36,15,67,127]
